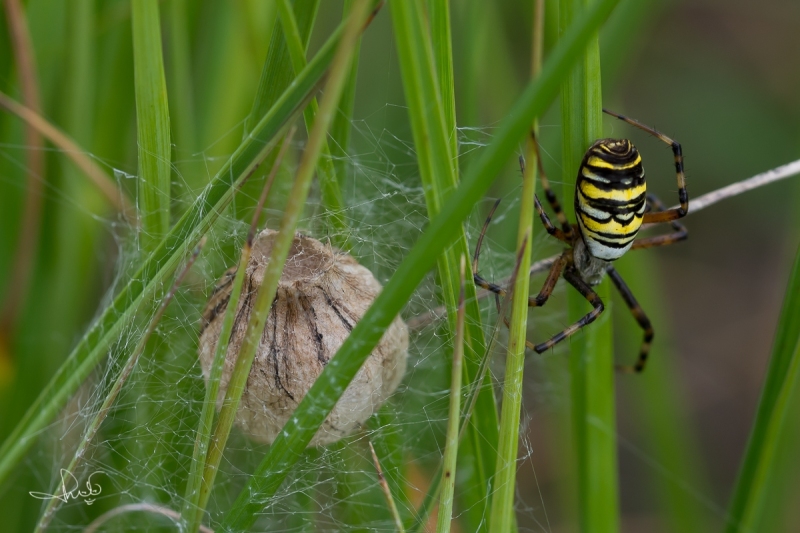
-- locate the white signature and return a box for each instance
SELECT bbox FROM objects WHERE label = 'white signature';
[29,469,103,505]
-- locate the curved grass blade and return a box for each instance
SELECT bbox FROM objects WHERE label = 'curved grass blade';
[392,3,498,528]
[195,2,372,528]
[559,0,620,530]
[34,241,205,532]
[220,1,622,529]
[132,0,171,250]
[277,0,351,250]
[725,243,800,532]
[181,129,295,532]
[0,14,356,486]
[436,256,466,533]
[489,0,544,523]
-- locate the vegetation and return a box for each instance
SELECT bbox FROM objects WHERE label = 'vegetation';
[0,0,798,531]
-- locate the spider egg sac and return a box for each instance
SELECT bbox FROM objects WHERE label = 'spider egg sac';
[198,229,408,447]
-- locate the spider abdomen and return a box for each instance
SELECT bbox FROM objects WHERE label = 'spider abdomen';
[575,139,646,260]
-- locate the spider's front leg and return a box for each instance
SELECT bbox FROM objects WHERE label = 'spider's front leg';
[603,108,689,223]
[631,193,688,251]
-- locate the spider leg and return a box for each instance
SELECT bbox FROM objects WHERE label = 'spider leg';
[534,194,570,243]
[473,198,508,298]
[496,252,569,350]
[524,137,574,239]
[606,266,653,373]
[603,108,688,223]
[631,193,688,250]
[533,266,605,354]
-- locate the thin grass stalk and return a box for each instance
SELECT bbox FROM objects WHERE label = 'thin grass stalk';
[488,0,546,525]
[392,3,499,528]
[559,0,619,530]
[182,130,295,532]
[0,17,348,485]
[407,304,507,533]
[277,0,350,249]
[725,243,800,532]
[0,91,134,216]
[34,241,205,532]
[219,2,621,529]
[429,0,457,166]
[131,0,171,250]
[330,0,360,191]
[615,254,712,532]
[489,151,536,533]
[369,441,407,533]
[0,0,44,336]
[436,256,467,533]
[196,2,371,526]
[167,0,198,188]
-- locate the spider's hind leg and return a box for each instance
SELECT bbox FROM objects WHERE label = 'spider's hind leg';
[606,265,653,373]
[533,266,605,354]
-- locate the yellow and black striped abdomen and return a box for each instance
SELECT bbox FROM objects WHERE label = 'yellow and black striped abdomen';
[575,139,646,260]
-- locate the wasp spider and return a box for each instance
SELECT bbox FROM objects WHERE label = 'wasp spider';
[473,109,688,373]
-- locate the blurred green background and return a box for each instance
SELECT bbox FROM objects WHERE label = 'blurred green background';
[0,0,798,531]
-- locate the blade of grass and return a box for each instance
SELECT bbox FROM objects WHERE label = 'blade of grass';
[181,128,295,532]
[614,253,713,532]
[559,0,619,531]
[488,157,538,533]
[369,440,407,533]
[244,0,323,137]
[132,0,171,250]
[0,17,354,485]
[725,243,800,532]
[0,91,134,217]
[277,0,350,249]
[234,0,324,225]
[166,0,198,190]
[33,240,205,532]
[436,256,466,533]
[330,0,360,191]
[407,299,508,533]
[220,2,621,529]
[197,2,372,527]
[0,0,44,337]
[392,3,499,529]
[489,0,545,523]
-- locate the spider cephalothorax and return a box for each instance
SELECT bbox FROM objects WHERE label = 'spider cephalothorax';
[473,109,689,373]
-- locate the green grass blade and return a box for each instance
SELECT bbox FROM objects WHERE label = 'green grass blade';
[615,254,713,532]
[197,1,371,528]
[559,0,620,531]
[725,243,800,532]
[436,258,466,533]
[166,0,198,174]
[244,0,320,138]
[182,240,253,531]
[0,20,350,486]
[489,0,544,525]
[489,152,536,533]
[131,0,171,250]
[330,0,361,191]
[277,0,350,249]
[220,1,620,529]
[391,2,498,528]
[429,0,457,165]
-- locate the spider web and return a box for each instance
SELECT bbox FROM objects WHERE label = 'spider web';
[2,106,726,533]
